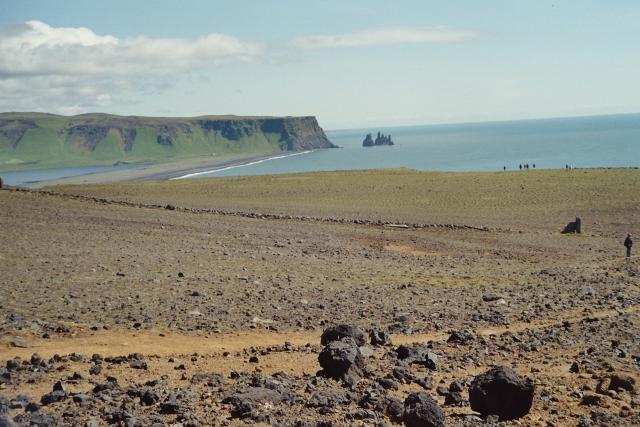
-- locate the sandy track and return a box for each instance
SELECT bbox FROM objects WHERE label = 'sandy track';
[3,304,636,363]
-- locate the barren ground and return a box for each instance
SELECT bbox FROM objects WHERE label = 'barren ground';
[0,169,639,426]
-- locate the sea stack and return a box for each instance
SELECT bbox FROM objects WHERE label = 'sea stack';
[363,131,394,147]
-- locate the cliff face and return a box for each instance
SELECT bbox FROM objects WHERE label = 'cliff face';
[196,116,335,151]
[0,113,336,170]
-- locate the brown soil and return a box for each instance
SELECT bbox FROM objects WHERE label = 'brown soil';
[0,170,639,426]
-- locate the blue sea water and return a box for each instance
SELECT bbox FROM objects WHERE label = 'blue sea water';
[2,114,639,186]
[185,113,640,178]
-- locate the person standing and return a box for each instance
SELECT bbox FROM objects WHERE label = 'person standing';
[624,234,633,258]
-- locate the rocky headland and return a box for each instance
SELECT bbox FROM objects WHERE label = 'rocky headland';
[0,113,336,171]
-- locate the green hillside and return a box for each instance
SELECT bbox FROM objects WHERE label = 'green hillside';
[0,113,335,171]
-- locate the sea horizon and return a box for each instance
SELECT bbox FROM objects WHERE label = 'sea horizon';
[2,111,639,186]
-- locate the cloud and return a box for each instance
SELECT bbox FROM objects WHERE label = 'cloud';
[0,20,263,78]
[294,26,480,49]
[0,21,263,113]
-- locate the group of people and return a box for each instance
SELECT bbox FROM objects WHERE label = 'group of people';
[502,163,536,171]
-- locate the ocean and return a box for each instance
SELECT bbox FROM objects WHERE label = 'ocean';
[2,113,638,186]
[186,113,640,178]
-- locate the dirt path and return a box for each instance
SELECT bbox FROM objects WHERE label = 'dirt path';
[3,304,636,362]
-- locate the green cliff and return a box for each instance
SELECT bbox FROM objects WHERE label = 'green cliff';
[0,113,337,171]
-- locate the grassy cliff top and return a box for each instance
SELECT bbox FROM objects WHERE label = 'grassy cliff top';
[0,112,333,171]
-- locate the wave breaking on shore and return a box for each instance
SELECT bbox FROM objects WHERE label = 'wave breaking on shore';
[170,150,313,180]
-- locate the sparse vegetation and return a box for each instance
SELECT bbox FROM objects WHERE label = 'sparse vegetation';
[0,113,334,171]
[54,168,640,231]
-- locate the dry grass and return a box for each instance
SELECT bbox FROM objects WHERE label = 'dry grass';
[52,168,640,231]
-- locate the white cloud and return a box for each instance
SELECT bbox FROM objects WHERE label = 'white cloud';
[0,20,263,78]
[294,26,480,49]
[0,21,263,113]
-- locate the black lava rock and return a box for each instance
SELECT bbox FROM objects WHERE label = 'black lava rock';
[469,366,534,420]
[447,330,475,345]
[40,390,67,405]
[369,330,392,346]
[321,325,367,347]
[140,389,160,406]
[318,337,366,386]
[396,344,438,369]
[403,392,445,427]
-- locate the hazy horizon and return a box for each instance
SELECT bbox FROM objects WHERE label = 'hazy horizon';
[2,110,638,133]
[1,1,639,129]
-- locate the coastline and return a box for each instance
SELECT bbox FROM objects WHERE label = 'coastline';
[170,150,313,180]
[23,150,295,188]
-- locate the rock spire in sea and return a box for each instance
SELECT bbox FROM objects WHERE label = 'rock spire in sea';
[363,131,394,147]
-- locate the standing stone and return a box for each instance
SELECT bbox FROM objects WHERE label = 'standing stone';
[403,392,445,427]
[469,366,534,420]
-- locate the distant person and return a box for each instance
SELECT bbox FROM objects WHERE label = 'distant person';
[503,166,506,171]
[624,234,633,258]
[519,164,522,171]
[532,163,535,169]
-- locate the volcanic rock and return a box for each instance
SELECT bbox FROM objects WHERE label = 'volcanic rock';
[447,330,475,345]
[469,366,534,420]
[321,325,367,346]
[369,330,392,346]
[402,392,445,427]
[318,337,366,386]
[396,344,438,369]
[608,373,636,392]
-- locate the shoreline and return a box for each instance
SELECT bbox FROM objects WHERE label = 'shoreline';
[170,150,313,180]
[16,150,295,188]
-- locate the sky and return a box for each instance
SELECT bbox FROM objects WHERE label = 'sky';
[0,0,639,129]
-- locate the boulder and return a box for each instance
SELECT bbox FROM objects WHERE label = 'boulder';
[159,394,182,414]
[469,366,534,420]
[396,344,438,369]
[403,392,445,427]
[40,390,67,405]
[318,337,365,386]
[561,216,582,234]
[609,373,636,392]
[321,325,366,346]
[447,330,475,345]
[140,389,160,406]
[223,387,286,419]
[370,330,392,346]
